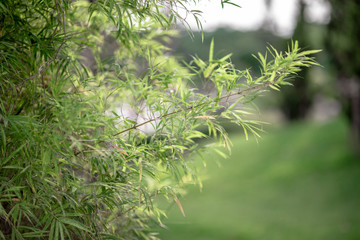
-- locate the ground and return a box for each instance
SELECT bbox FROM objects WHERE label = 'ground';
[156,117,360,240]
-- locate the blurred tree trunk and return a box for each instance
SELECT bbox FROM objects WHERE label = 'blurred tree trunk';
[282,1,312,120]
[326,0,360,151]
[271,0,312,120]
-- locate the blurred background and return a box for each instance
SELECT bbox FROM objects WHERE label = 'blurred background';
[156,0,360,239]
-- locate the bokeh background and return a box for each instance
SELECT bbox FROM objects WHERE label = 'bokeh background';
[155,0,360,239]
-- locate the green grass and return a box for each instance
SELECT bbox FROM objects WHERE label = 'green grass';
[155,117,360,240]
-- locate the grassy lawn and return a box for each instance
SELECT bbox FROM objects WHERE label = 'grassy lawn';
[155,117,360,240]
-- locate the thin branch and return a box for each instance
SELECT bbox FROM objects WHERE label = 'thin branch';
[21,41,66,85]
[112,79,275,137]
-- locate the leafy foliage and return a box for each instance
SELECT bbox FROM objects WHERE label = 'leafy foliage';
[0,0,319,239]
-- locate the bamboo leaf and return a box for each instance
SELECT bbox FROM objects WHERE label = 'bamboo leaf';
[1,142,27,166]
[300,49,322,56]
[59,217,90,232]
[209,38,214,62]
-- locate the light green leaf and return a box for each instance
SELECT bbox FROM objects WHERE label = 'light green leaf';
[209,38,214,62]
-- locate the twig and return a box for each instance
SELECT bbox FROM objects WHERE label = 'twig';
[21,41,66,85]
[72,76,279,159]
[112,79,275,137]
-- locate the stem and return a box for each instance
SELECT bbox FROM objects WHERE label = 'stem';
[22,41,66,84]
[112,80,274,137]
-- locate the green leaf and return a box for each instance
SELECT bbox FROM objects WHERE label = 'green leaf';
[1,142,27,166]
[222,0,241,8]
[214,148,228,159]
[203,63,217,78]
[209,38,214,62]
[59,222,65,240]
[49,220,56,240]
[218,53,232,62]
[0,124,6,152]
[22,230,45,238]
[300,49,322,56]
[269,84,280,91]
[59,217,90,232]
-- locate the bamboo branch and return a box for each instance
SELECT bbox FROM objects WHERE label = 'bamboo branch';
[112,78,275,137]
[23,41,66,82]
